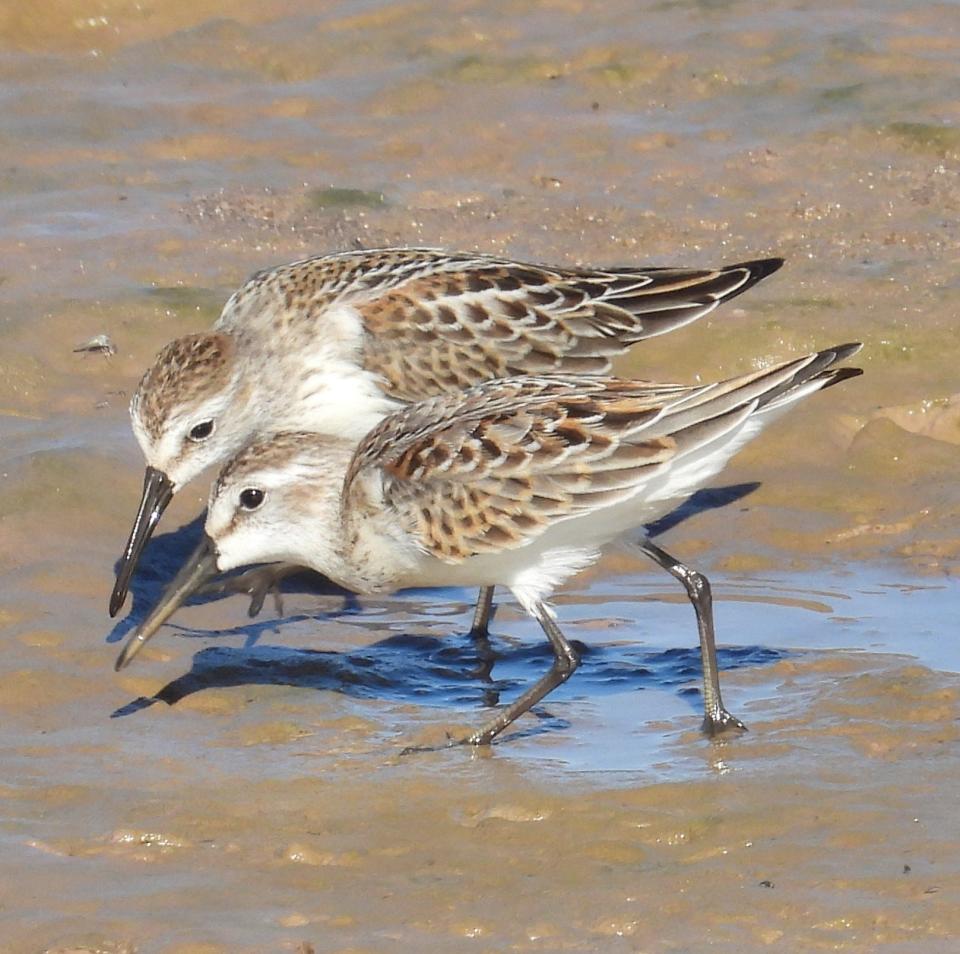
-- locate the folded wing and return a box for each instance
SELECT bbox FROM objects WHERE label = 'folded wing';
[346,344,861,564]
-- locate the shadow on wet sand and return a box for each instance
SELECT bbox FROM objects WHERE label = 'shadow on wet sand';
[106,482,773,738]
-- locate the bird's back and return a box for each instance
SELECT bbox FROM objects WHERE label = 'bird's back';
[344,347,861,598]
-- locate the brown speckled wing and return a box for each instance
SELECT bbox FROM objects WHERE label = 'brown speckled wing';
[345,376,686,563]
[355,253,783,401]
[215,247,781,401]
[214,248,462,337]
[346,344,862,564]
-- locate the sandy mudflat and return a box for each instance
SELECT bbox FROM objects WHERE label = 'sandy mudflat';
[1,1,959,950]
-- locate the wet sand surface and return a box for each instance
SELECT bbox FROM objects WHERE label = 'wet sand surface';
[2,1,960,950]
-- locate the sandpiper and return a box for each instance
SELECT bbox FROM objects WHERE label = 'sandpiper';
[110,247,783,626]
[116,345,862,742]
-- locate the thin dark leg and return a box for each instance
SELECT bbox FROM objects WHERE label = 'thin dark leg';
[639,540,747,735]
[462,602,580,746]
[465,586,497,686]
[469,585,496,638]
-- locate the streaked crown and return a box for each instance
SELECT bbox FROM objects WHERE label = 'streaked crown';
[132,333,237,440]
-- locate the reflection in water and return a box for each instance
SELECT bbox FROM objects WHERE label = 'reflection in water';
[103,484,956,767]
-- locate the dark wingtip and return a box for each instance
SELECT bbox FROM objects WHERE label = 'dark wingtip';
[799,342,864,380]
[755,342,863,410]
[819,365,864,391]
[728,255,785,286]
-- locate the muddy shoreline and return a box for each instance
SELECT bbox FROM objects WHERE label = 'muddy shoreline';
[2,1,960,951]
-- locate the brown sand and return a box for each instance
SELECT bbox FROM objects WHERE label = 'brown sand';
[1,1,959,950]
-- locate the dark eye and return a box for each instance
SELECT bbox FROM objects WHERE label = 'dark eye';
[189,420,215,442]
[239,487,265,511]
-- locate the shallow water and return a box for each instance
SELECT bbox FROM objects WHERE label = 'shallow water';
[2,0,960,951]
[104,559,960,780]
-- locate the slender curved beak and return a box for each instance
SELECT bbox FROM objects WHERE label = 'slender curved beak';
[109,466,175,617]
[114,534,220,671]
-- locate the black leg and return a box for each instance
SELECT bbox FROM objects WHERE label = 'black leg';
[469,585,496,638]
[464,585,498,687]
[640,540,746,735]
[461,602,580,746]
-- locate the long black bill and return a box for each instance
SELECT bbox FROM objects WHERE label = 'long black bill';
[109,466,175,617]
[114,534,219,671]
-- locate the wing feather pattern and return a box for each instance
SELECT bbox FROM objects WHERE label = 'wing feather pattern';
[357,253,784,400]
[344,344,861,565]
[216,247,783,401]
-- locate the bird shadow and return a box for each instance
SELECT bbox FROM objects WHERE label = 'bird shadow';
[107,481,777,736]
[110,628,784,728]
[644,481,759,539]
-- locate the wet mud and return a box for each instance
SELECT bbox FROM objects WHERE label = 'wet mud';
[1,1,959,950]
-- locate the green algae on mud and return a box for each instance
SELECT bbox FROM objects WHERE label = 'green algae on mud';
[884,121,960,156]
[141,284,225,321]
[306,186,389,210]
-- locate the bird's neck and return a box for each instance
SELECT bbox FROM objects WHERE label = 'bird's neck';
[244,343,403,443]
